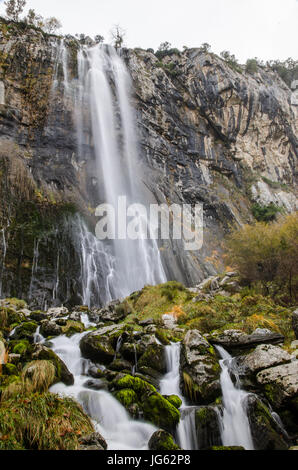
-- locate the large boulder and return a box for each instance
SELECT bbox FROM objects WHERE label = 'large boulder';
[10,321,38,342]
[148,430,180,450]
[246,395,289,450]
[32,344,74,385]
[180,330,221,404]
[195,406,222,450]
[40,320,62,338]
[292,309,298,340]
[95,301,129,323]
[79,324,124,364]
[111,374,180,432]
[256,361,298,408]
[138,344,166,374]
[210,329,284,351]
[236,345,292,376]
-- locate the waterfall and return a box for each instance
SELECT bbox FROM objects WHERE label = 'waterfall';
[159,342,198,450]
[48,332,157,450]
[75,44,166,301]
[216,345,254,450]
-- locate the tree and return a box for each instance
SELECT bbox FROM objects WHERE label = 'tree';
[4,0,26,22]
[94,35,104,44]
[25,9,44,29]
[246,58,259,75]
[110,24,126,50]
[158,41,171,52]
[199,43,211,53]
[43,17,62,34]
[225,213,298,302]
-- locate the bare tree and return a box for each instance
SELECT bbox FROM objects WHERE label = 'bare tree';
[110,24,126,50]
[4,0,26,22]
[94,34,104,45]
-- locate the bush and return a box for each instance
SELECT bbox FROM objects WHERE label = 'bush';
[252,203,281,222]
[225,213,298,303]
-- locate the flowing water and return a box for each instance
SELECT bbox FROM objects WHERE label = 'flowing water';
[216,345,254,450]
[47,331,157,450]
[75,44,166,300]
[160,342,198,450]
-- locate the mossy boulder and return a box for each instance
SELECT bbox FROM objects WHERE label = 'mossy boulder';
[9,339,32,358]
[11,321,38,342]
[148,430,180,450]
[180,330,221,404]
[141,392,180,432]
[79,325,121,364]
[40,320,62,338]
[138,344,166,374]
[2,362,18,376]
[246,395,289,450]
[114,388,138,409]
[61,320,85,337]
[112,374,180,432]
[163,395,182,409]
[32,344,74,386]
[195,406,222,449]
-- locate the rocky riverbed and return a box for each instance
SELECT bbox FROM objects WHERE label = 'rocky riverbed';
[0,279,297,450]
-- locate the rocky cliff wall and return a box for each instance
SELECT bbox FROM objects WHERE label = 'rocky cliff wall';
[0,18,297,306]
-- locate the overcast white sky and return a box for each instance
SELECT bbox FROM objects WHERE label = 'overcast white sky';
[0,0,297,62]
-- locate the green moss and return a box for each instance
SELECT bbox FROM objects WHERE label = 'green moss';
[141,392,180,432]
[113,374,156,395]
[149,430,180,450]
[114,388,138,408]
[208,446,245,451]
[138,344,166,374]
[164,395,182,409]
[2,363,18,376]
[61,320,85,337]
[10,339,31,356]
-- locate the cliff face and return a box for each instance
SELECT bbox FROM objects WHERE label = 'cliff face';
[0,19,297,306]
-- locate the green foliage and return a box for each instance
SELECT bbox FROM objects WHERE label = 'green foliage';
[225,213,298,304]
[267,58,298,87]
[252,203,281,222]
[246,58,259,74]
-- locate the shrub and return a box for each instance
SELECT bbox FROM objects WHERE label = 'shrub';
[225,213,298,303]
[252,203,281,222]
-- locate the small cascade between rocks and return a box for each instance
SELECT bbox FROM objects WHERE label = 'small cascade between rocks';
[159,342,198,450]
[216,345,254,450]
[42,331,157,450]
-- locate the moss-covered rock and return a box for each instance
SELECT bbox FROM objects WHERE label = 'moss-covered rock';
[11,321,38,342]
[9,339,32,357]
[112,374,180,431]
[246,395,289,450]
[114,388,138,408]
[163,395,182,409]
[195,406,222,449]
[148,430,180,450]
[40,320,62,338]
[32,344,74,386]
[138,344,166,374]
[181,330,221,404]
[207,446,245,451]
[79,326,119,364]
[1,362,18,376]
[61,320,85,337]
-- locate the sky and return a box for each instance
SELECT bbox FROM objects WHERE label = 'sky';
[0,0,297,63]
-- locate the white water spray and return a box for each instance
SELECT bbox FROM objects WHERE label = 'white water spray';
[216,345,254,450]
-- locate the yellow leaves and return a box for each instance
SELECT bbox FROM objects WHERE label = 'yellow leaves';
[246,314,280,333]
[165,305,185,320]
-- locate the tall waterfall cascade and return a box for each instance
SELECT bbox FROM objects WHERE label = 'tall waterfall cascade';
[53,42,166,305]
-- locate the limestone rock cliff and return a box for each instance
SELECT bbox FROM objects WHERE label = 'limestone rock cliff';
[0,19,297,306]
